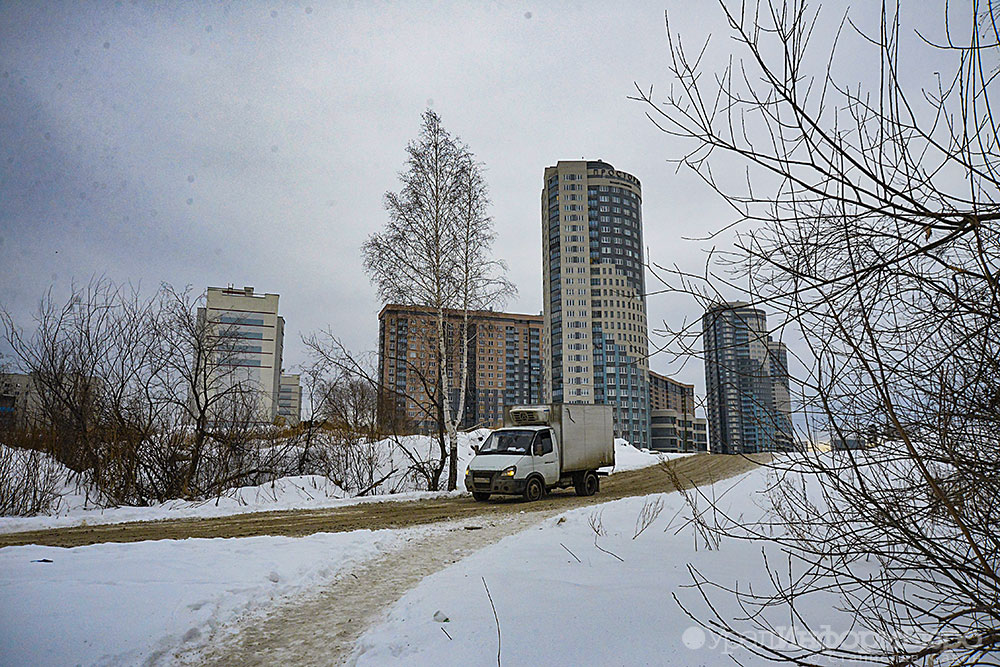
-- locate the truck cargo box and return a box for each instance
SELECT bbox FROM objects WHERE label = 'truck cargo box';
[504,404,614,473]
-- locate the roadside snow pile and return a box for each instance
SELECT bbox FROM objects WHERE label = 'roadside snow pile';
[350,463,854,666]
[0,474,452,535]
[0,430,666,533]
[607,437,689,472]
[0,431,489,533]
[0,524,438,666]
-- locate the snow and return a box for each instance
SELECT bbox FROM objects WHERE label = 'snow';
[1,450,828,667]
[0,474,456,535]
[0,433,668,534]
[350,463,856,666]
[607,437,690,472]
[0,525,437,666]
[0,433,692,665]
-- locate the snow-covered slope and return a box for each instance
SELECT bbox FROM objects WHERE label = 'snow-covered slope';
[0,524,439,666]
[349,463,853,666]
[2,453,764,667]
[0,434,669,534]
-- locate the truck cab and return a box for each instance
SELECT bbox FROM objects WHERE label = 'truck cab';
[466,426,560,500]
[465,404,613,501]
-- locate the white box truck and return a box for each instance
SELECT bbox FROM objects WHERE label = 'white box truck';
[465,404,615,501]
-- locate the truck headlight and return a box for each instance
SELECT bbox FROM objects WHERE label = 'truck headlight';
[500,466,516,477]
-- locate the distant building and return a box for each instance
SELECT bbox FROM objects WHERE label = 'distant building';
[767,339,793,446]
[650,371,694,414]
[649,371,708,452]
[0,373,40,428]
[278,374,302,426]
[703,302,793,454]
[830,435,866,450]
[377,304,543,432]
[830,426,880,450]
[196,286,285,423]
[692,418,708,451]
[541,159,650,448]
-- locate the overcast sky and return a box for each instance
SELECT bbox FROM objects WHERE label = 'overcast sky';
[0,1,944,403]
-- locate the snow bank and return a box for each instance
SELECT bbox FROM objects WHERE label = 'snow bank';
[0,431,490,533]
[1,431,667,534]
[350,462,857,666]
[607,437,690,472]
[0,524,437,666]
[0,474,457,535]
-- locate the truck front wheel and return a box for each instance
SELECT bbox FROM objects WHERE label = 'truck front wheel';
[524,477,544,502]
[472,492,491,502]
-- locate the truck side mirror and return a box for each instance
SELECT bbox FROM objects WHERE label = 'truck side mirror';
[472,444,480,454]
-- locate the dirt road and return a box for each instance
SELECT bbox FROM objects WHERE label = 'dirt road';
[188,513,555,666]
[0,454,764,549]
[181,453,766,666]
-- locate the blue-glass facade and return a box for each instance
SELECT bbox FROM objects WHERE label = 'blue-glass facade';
[702,303,793,453]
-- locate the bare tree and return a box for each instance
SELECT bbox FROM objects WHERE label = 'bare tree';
[1,281,113,475]
[0,279,166,504]
[0,445,62,517]
[1,280,343,508]
[363,109,464,490]
[450,156,517,487]
[153,284,266,499]
[303,329,446,492]
[635,0,1000,663]
[363,109,513,490]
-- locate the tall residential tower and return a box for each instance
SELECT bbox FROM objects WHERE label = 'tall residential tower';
[702,301,793,453]
[541,160,650,448]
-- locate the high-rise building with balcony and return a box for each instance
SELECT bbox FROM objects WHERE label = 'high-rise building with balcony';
[541,160,650,448]
[702,302,793,453]
[378,304,543,432]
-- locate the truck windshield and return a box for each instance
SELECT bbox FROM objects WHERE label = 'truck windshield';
[479,430,535,455]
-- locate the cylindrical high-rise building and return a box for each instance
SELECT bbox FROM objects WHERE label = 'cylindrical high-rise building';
[541,160,650,448]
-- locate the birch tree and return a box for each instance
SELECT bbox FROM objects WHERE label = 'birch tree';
[448,156,516,488]
[363,110,513,491]
[363,110,465,491]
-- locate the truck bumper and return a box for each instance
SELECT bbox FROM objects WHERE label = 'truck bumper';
[468,473,527,496]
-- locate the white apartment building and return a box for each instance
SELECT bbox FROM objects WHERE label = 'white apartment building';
[0,372,40,427]
[278,373,302,426]
[198,286,285,423]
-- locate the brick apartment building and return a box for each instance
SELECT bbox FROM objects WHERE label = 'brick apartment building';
[378,305,543,432]
[649,370,708,453]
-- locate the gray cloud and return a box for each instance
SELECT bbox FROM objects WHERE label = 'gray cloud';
[3,0,928,408]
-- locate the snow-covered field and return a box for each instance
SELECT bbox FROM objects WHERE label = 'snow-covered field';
[350,464,853,666]
[0,436,685,666]
[0,436,669,534]
[0,524,439,666]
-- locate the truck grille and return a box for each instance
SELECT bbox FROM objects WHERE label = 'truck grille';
[471,472,494,490]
